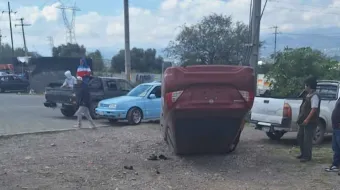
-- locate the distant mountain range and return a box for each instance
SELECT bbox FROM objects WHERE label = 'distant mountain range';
[260,27,340,57]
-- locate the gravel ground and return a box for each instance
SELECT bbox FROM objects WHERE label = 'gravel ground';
[0,123,339,190]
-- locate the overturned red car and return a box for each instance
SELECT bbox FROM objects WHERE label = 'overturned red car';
[160,65,255,155]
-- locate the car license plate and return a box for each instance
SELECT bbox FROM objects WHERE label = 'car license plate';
[97,111,104,115]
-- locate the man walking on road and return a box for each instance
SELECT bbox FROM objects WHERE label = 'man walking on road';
[74,76,97,129]
[296,76,321,162]
[325,97,340,173]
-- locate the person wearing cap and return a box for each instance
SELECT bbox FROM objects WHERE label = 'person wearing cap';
[74,76,97,129]
[296,76,321,162]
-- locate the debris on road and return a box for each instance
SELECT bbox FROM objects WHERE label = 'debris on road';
[147,154,168,161]
[123,165,133,170]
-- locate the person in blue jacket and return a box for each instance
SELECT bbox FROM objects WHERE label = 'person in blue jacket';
[74,76,97,129]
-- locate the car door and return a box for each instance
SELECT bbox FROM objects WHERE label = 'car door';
[12,76,27,90]
[5,76,18,91]
[316,84,338,131]
[104,79,123,98]
[117,79,133,95]
[144,85,161,119]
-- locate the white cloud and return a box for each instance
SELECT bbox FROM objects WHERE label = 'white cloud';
[2,0,340,57]
[161,0,178,10]
[41,2,60,21]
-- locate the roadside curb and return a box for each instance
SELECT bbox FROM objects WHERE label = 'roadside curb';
[0,128,76,139]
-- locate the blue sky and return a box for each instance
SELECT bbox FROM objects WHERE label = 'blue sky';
[0,0,340,58]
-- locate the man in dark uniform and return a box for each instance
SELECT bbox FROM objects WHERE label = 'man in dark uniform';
[296,76,321,162]
[325,96,340,174]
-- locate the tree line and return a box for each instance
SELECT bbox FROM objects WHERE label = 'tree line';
[2,13,340,97]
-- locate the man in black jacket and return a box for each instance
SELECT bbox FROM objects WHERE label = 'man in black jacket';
[296,76,321,162]
[325,97,340,174]
[74,76,97,129]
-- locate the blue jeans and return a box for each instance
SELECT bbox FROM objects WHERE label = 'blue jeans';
[332,129,340,167]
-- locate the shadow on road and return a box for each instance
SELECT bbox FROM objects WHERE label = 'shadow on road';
[258,135,332,147]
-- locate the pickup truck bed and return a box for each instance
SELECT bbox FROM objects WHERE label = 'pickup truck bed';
[250,80,339,144]
[44,77,133,119]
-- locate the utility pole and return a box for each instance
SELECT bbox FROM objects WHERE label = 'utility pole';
[249,0,262,94]
[47,36,54,53]
[15,17,30,75]
[1,2,16,57]
[124,0,131,82]
[271,25,280,62]
[15,18,30,57]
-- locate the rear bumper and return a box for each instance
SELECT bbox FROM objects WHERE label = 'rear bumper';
[250,117,292,132]
[44,101,57,108]
[95,108,127,119]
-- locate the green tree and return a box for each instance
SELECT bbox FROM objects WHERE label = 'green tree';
[165,14,249,66]
[0,43,41,58]
[87,50,105,71]
[52,43,86,57]
[110,47,163,73]
[266,47,340,97]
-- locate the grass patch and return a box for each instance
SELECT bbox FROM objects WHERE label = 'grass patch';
[272,145,333,164]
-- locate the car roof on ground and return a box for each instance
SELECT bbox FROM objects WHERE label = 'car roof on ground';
[98,76,123,80]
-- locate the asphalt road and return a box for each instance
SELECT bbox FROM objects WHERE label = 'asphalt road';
[0,93,91,135]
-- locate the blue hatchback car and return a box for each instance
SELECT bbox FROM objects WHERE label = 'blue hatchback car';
[95,82,161,125]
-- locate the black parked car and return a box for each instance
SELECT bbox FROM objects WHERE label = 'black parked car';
[0,74,30,93]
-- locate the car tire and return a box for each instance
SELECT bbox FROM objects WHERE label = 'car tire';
[60,109,76,117]
[127,107,143,125]
[0,87,4,93]
[166,126,179,155]
[313,121,326,145]
[24,86,30,93]
[89,102,100,120]
[226,131,241,153]
[266,131,285,140]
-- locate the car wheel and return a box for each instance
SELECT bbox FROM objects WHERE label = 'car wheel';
[313,121,325,145]
[24,86,30,93]
[89,102,100,120]
[226,131,241,153]
[60,109,76,117]
[266,131,285,140]
[0,87,3,93]
[127,107,143,125]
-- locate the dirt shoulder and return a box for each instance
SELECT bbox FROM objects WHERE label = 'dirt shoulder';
[0,124,338,190]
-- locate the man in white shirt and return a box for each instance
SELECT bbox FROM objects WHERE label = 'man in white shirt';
[61,70,77,88]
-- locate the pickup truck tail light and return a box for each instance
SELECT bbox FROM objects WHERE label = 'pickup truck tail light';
[165,90,183,108]
[238,90,255,108]
[283,103,292,118]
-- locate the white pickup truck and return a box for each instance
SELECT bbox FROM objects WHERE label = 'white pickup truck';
[250,80,339,144]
